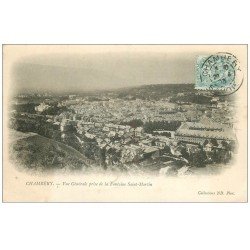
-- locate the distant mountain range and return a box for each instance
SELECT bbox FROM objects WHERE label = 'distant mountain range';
[16,83,195,96]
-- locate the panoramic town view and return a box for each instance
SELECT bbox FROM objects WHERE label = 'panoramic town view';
[8,83,238,176]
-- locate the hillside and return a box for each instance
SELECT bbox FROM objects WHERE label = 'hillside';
[9,131,89,171]
[115,83,196,100]
[113,83,235,102]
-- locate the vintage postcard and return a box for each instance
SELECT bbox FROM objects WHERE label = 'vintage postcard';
[2,45,248,202]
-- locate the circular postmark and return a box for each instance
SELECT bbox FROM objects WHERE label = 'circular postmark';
[198,52,243,96]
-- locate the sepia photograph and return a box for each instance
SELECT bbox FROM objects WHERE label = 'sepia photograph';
[2,45,248,202]
[1,1,250,250]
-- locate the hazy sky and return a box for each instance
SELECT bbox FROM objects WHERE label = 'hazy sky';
[13,51,198,93]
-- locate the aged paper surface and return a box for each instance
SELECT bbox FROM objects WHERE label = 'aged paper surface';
[3,45,247,202]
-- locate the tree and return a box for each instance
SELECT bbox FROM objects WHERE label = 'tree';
[189,147,206,167]
[210,139,218,147]
[121,119,143,128]
[203,139,209,146]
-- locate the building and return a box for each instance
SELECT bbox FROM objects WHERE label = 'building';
[35,102,50,112]
[175,121,236,144]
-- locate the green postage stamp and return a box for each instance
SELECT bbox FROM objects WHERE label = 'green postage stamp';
[196,52,244,95]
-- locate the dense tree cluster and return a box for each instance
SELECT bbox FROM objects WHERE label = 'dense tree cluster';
[144,121,181,133]
[12,103,37,114]
[120,119,143,128]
